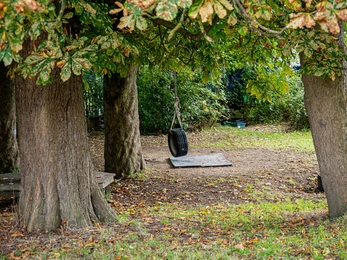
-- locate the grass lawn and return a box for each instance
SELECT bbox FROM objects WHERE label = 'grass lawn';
[1,125,347,259]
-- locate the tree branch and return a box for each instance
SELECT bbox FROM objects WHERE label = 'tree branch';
[168,9,187,41]
[151,15,219,42]
[233,0,288,39]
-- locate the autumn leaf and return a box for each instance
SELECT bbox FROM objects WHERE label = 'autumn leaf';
[137,0,157,9]
[302,0,312,8]
[22,0,39,11]
[227,13,238,25]
[213,0,227,19]
[336,9,347,21]
[218,0,233,11]
[156,0,178,21]
[314,7,327,21]
[109,8,123,15]
[178,0,192,9]
[74,58,92,70]
[288,12,316,29]
[199,0,214,24]
[56,60,66,68]
[285,0,302,11]
[136,16,148,30]
[80,2,96,15]
[118,14,136,30]
[321,15,340,34]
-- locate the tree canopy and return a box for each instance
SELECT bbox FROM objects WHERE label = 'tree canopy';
[1,0,347,85]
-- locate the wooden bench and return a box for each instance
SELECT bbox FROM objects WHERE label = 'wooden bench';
[0,172,115,199]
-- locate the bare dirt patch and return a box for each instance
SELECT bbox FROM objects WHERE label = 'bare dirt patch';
[88,127,322,211]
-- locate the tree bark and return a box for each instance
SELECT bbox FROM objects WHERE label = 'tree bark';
[15,41,117,232]
[0,63,19,173]
[302,25,347,218]
[104,64,146,178]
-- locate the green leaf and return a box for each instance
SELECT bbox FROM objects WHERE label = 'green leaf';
[106,48,114,56]
[188,0,204,19]
[0,50,5,61]
[309,41,320,51]
[25,55,45,65]
[30,22,42,39]
[75,3,83,15]
[63,12,74,19]
[266,0,279,15]
[37,65,53,85]
[72,58,83,75]
[61,61,72,82]
[84,44,99,52]
[101,40,111,50]
[136,16,148,30]
[304,48,312,58]
[237,26,248,36]
[3,49,12,66]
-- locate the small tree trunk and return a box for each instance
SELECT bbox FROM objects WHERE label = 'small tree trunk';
[302,25,347,218]
[104,64,146,178]
[0,63,19,173]
[15,41,117,232]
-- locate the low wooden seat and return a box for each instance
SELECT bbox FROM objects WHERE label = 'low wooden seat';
[0,171,115,199]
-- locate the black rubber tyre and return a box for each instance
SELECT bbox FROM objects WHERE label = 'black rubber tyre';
[168,128,188,157]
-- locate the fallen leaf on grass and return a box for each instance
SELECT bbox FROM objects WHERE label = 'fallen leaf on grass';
[235,243,244,250]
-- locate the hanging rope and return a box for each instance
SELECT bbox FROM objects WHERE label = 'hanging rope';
[170,71,183,131]
[168,71,188,157]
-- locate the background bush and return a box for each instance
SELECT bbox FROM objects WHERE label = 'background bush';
[82,70,104,130]
[229,70,309,130]
[137,66,227,134]
[82,65,309,134]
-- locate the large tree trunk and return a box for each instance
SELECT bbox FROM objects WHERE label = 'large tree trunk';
[15,43,117,232]
[104,64,146,178]
[0,63,19,173]
[302,25,347,218]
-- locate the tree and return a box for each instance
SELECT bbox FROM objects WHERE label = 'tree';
[0,63,19,173]
[15,37,117,231]
[104,64,146,178]
[2,0,347,232]
[112,0,347,219]
[301,23,347,218]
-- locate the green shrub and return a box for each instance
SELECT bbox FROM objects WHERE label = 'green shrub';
[82,70,104,130]
[226,68,309,130]
[137,66,228,134]
[137,68,174,134]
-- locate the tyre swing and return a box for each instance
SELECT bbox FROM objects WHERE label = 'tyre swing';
[168,71,188,157]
